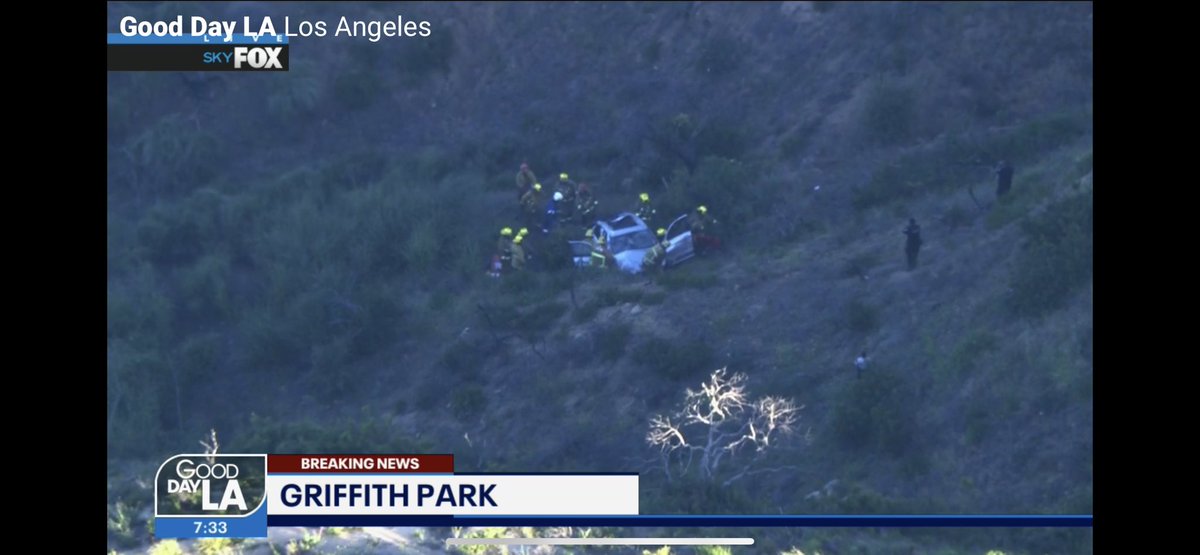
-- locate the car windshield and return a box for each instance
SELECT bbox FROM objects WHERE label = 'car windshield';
[609,215,641,231]
[610,230,656,253]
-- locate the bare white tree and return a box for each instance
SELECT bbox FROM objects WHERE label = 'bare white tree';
[200,428,219,464]
[646,368,803,486]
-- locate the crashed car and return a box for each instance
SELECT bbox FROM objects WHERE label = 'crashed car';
[570,212,695,274]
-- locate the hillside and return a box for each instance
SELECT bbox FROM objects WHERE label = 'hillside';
[107,2,1093,554]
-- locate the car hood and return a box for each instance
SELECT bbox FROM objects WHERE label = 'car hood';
[613,249,648,274]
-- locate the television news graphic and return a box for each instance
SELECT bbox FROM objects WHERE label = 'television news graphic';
[155,454,639,539]
[107,33,289,71]
[154,454,269,539]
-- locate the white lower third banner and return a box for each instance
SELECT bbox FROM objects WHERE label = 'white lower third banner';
[267,474,639,515]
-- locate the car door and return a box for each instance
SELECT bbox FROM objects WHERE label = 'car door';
[591,224,605,247]
[663,214,695,267]
[568,241,593,268]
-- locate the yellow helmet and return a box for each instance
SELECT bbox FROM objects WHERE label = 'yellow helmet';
[533,183,542,191]
[501,227,513,237]
[597,234,606,244]
[518,228,529,237]
[585,228,594,238]
[640,192,650,203]
[656,228,666,237]
[512,234,524,244]
[698,205,708,214]
[560,173,569,181]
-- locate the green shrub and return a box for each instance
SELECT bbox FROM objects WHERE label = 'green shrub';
[845,299,880,334]
[861,80,917,145]
[943,203,973,231]
[107,265,174,344]
[320,148,389,190]
[985,186,1042,230]
[180,252,232,321]
[1073,150,1093,181]
[148,540,185,555]
[695,119,749,160]
[450,385,488,420]
[402,220,439,272]
[643,39,662,63]
[643,475,757,514]
[107,501,138,548]
[196,538,238,555]
[267,65,323,120]
[680,156,763,236]
[231,413,431,454]
[853,110,1089,211]
[123,113,223,195]
[780,121,820,159]
[937,330,998,381]
[658,270,719,290]
[1009,191,1092,316]
[829,482,906,514]
[537,230,575,273]
[573,299,604,323]
[632,337,715,381]
[239,311,303,372]
[107,341,170,456]
[964,404,991,445]
[841,252,879,279]
[333,69,383,110]
[641,291,667,305]
[136,204,203,264]
[812,1,836,12]
[989,110,1091,164]
[595,322,633,362]
[831,370,915,455]
[347,286,405,358]
[396,27,455,79]
[176,332,223,389]
[514,301,568,334]
[439,340,487,379]
[852,152,947,211]
[309,336,354,398]
[410,145,455,182]
[694,34,745,76]
[596,287,646,306]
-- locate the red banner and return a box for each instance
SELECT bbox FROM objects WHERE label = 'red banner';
[268,454,454,473]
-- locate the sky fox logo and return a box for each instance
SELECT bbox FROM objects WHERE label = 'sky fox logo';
[203,46,284,70]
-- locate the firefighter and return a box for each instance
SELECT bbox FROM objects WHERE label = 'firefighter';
[515,162,538,201]
[636,192,656,223]
[576,182,598,223]
[689,205,721,254]
[590,234,610,269]
[496,227,514,254]
[510,234,528,271]
[521,183,544,227]
[557,173,578,224]
[642,228,669,273]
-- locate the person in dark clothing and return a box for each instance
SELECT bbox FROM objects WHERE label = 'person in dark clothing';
[542,192,564,234]
[995,160,1014,198]
[854,351,868,379]
[904,218,922,271]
